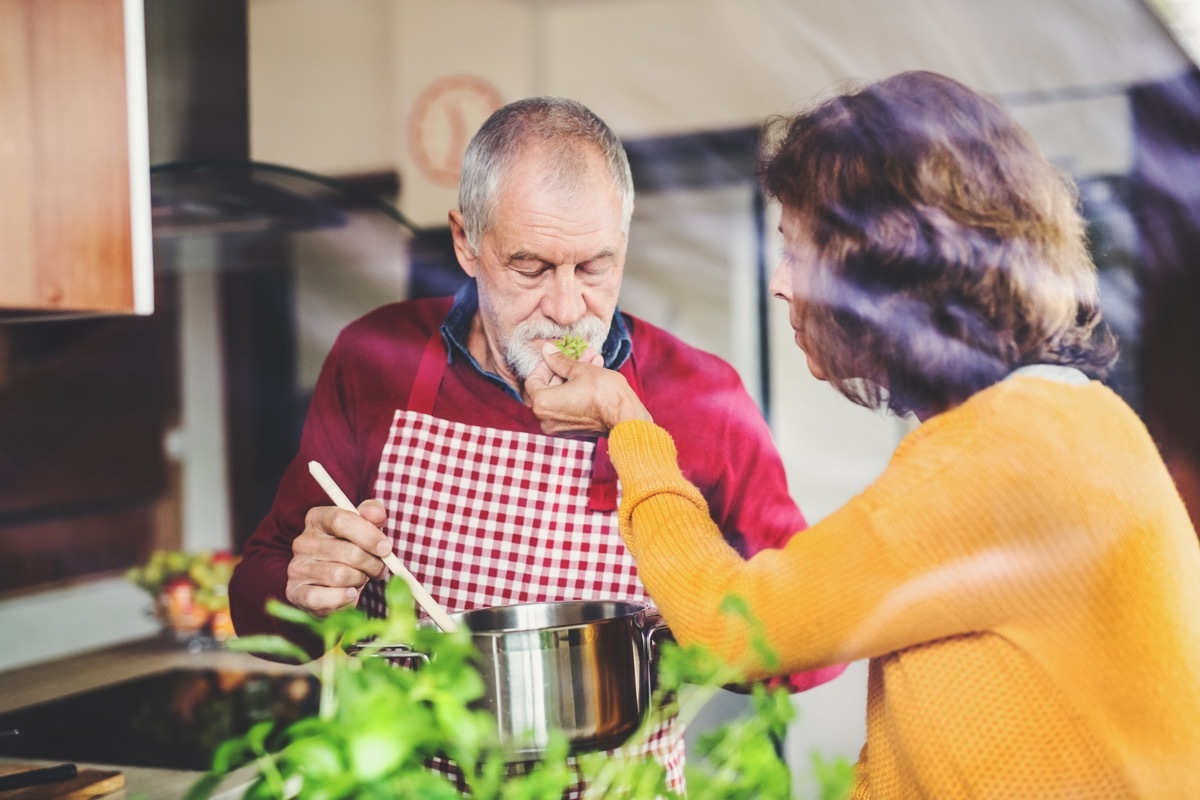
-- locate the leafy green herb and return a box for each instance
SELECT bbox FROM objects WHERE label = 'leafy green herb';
[187,578,853,799]
[185,579,571,800]
[585,595,798,799]
[554,335,588,360]
[811,752,857,800]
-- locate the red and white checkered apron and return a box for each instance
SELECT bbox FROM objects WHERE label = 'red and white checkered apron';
[359,332,685,796]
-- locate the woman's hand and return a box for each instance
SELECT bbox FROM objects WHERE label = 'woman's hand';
[525,342,652,437]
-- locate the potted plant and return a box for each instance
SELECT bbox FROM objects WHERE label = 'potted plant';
[185,580,854,799]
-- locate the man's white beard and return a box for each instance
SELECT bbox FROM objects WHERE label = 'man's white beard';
[504,315,611,380]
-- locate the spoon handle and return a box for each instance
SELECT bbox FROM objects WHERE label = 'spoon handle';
[307,460,459,632]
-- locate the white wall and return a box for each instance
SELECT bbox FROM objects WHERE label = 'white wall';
[248,0,399,175]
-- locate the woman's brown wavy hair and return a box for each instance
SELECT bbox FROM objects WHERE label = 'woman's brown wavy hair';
[760,70,1117,417]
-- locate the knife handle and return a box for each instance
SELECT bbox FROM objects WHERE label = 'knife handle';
[0,763,78,791]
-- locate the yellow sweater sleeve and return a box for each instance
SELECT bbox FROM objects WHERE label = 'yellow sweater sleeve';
[610,419,965,676]
[611,376,1200,678]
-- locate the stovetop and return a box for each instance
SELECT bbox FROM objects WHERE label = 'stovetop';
[0,667,320,771]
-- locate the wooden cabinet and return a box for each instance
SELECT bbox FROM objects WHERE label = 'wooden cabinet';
[0,303,177,593]
[0,0,152,315]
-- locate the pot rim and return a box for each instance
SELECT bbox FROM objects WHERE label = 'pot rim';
[447,598,653,636]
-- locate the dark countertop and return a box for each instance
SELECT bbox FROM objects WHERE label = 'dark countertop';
[0,636,312,799]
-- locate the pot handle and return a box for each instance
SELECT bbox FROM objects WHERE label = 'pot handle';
[641,607,674,649]
[641,607,674,694]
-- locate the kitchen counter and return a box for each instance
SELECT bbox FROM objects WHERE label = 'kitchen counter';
[0,636,313,799]
[0,757,255,800]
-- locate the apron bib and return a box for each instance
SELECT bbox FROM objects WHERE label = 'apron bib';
[359,331,684,796]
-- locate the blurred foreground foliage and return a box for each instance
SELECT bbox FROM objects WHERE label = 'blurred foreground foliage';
[186,579,854,800]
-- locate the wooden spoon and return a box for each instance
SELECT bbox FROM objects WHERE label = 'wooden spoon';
[307,460,458,632]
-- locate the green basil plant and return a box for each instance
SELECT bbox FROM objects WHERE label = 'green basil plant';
[185,579,853,800]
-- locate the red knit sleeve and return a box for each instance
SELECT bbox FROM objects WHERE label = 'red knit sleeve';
[712,379,808,556]
[228,321,375,658]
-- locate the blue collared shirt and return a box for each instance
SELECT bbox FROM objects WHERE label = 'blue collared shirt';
[439,280,633,403]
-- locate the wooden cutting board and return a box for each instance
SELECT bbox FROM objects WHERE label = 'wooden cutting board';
[0,765,123,800]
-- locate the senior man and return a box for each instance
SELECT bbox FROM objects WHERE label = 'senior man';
[230,96,843,792]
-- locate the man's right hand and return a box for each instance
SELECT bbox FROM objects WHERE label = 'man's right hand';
[285,498,392,616]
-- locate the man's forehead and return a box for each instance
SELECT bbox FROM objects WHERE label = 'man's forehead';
[503,140,616,193]
[488,189,625,252]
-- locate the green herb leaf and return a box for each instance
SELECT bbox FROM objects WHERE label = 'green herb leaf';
[811,751,856,800]
[554,335,588,360]
[182,771,228,800]
[225,635,311,664]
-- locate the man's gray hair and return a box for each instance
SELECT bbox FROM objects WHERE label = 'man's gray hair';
[457,96,635,254]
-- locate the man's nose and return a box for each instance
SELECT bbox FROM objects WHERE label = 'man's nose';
[542,268,587,324]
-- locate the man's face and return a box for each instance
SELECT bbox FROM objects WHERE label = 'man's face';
[450,145,627,384]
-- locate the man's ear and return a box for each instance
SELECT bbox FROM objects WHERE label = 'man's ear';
[448,209,479,278]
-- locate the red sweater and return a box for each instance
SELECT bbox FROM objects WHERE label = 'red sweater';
[231,298,824,671]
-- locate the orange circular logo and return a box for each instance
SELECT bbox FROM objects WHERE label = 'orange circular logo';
[407,74,505,189]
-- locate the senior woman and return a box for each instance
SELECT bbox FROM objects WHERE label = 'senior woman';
[525,71,1200,797]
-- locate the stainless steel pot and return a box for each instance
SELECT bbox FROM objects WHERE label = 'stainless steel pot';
[360,599,671,759]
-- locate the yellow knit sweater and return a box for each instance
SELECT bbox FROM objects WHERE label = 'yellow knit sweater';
[610,376,1200,798]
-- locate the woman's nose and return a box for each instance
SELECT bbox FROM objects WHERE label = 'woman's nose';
[768,263,791,301]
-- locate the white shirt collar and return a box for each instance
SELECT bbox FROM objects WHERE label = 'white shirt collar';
[1004,364,1091,385]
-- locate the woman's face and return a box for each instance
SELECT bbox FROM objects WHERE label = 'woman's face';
[769,205,829,382]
